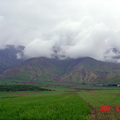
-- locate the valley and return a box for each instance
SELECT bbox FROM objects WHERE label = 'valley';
[0,84,120,120]
[1,0,120,119]
[0,54,120,120]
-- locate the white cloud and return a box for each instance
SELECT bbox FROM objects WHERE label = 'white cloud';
[24,38,55,58]
[0,15,4,23]
[1,0,120,61]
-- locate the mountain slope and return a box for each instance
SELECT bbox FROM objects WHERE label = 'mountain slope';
[60,57,120,84]
[0,57,120,84]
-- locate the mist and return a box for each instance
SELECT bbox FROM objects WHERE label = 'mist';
[0,0,120,62]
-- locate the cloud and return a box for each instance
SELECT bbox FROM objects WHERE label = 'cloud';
[1,0,120,61]
[0,15,4,22]
[24,38,55,58]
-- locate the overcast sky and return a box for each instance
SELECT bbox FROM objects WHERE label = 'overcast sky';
[0,0,120,61]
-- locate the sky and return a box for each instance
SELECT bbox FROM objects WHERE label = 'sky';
[0,0,120,62]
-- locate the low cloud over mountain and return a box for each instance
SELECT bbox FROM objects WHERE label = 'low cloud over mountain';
[1,0,120,62]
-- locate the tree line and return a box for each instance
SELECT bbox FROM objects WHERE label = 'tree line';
[0,85,53,91]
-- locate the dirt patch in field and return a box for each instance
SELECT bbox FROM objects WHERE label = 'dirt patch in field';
[74,88,103,91]
[46,83,77,87]
[63,91,80,94]
[22,82,40,84]
[0,92,40,97]
[88,104,98,120]
[87,90,96,92]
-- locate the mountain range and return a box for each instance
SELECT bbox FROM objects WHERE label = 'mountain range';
[1,56,120,85]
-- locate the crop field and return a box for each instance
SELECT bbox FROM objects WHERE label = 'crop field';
[79,90,120,120]
[0,91,91,120]
[0,85,120,120]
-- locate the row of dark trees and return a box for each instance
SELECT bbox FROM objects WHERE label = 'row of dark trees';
[106,84,119,87]
[0,85,53,91]
[93,84,119,87]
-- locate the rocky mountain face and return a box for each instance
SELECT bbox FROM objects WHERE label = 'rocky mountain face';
[1,57,120,85]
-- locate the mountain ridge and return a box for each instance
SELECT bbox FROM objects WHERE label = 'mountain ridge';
[1,57,120,85]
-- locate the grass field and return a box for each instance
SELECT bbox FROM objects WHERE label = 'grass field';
[0,91,91,120]
[0,85,120,120]
[79,90,120,120]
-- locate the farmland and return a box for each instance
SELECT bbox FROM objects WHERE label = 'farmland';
[0,91,90,120]
[0,85,120,120]
[80,90,120,120]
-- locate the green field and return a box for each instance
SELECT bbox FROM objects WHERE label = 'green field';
[80,90,120,120]
[0,85,120,120]
[0,92,90,120]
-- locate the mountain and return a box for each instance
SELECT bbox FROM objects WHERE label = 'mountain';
[0,45,24,74]
[104,48,120,63]
[1,57,120,85]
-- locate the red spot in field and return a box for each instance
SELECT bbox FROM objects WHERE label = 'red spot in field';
[116,106,120,111]
[100,106,110,111]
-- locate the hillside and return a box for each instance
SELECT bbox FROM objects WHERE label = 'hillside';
[0,57,120,84]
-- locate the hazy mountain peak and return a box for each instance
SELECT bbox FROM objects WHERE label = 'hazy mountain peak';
[104,48,120,63]
[0,45,25,73]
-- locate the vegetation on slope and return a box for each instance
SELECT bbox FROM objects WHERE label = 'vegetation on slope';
[1,57,120,84]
